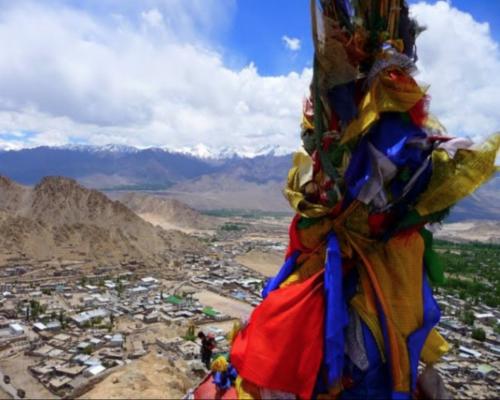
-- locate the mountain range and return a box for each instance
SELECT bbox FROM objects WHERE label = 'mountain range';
[0,145,498,221]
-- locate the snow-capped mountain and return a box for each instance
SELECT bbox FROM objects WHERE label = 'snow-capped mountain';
[50,143,293,159]
[0,143,497,220]
[0,142,22,152]
[164,143,294,159]
[55,144,141,154]
[0,144,293,188]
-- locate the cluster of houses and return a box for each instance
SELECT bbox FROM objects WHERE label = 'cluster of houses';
[0,257,240,397]
[185,250,266,308]
[1,226,498,399]
[27,329,125,397]
[432,293,500,398]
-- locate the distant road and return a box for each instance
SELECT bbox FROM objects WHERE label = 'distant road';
[0,370,20,399]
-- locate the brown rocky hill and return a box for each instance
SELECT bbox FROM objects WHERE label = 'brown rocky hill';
[0,176,203,266]
[118,192,217,232]
[0,175,31,213]
[163,174,289,212]
[434,220,500,243]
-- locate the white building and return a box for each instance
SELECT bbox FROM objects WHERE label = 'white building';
[474,312,495,324]
[459,346,482,358]
[9,323,24,336]
[141,277,158,286]
[128,286,148,294]
[144,312,159,324]
[240,278,262,288]
[89,338,103,349]
[33,322,47,332]
[71,308,109,326]
[104,281,116,290]
[156,336,183,352]
[46,320,62,331]
[178,341,199,359]
[84,364,106,377]
[110,333,124,347]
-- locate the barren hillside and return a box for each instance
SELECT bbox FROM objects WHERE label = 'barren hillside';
[163,175,288,211]
[434,220,500,243]
[118,192,217,232]
[0,176,203,266]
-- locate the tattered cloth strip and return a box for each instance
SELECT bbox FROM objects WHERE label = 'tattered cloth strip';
[231,270,325,399]
[416,133,500,216]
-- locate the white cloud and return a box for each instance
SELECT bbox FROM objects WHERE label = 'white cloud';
[0,0,497,153]
[411,1,500,142]
[0,138,24,151]
[282,35,301,51]
[141,9,163,28]
[0,1,310,151]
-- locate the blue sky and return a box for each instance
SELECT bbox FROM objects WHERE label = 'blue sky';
[447,0,500,39]
[0,0,499,153]
[221,0,500,76]
[220,0,313,75]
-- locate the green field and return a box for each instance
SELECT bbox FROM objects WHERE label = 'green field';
[435,240,500,307]
[202,209,292,219]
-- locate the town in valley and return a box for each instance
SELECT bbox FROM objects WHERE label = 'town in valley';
[0,212,499,399]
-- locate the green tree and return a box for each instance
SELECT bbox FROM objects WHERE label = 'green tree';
[471,327,486,342]
[461,310,475,326]
[29,300,41,320]
[116,281,124,297]
[184,322,196,341]
[58,310,66,328]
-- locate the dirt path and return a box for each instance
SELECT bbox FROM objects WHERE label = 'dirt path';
[0,356,55,399]
[236,249,283,277]
[194,291,253,320]
[0,369,19,399]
